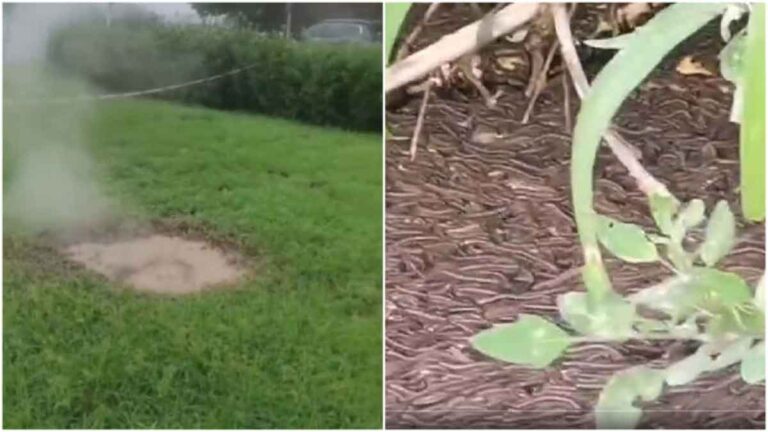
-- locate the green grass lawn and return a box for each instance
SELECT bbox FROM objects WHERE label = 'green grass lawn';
[3,89,382,427]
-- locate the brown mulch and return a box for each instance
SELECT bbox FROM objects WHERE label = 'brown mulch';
[386,4,765,429]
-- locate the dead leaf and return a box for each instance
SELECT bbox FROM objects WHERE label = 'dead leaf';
[505,28,529,43]
[495,55,526,72]
[676,56,714,76]
[593,16,614,35]
[616,3,655,28]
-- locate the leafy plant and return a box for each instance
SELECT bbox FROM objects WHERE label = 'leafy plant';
[471,3,764,428]
[48,23,382,131]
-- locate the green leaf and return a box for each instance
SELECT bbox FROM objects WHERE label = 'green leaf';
[708,304,765,337]
[664,348,713,386]
[629,276,694,321]
[557,292,593,335]
[719,31,746,84]
[665,338,754,386]
[385,3,411,64]
[596,215,659,263]
[649,194,679,236]
[596,366,665,429]
[708,337,754,369]
[558,292,636,339]
[470,315,572,368]
[755,275,765,312]
[677,199,705,229]
[700,200,736,266]
[740,341,765,384]
[741,3,765,221]
[690,268,752,309]
[632,270,753,323]
[667,243,692,272]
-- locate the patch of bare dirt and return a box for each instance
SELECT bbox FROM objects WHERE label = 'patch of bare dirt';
[63,234,245,294]
[386,3,764,429]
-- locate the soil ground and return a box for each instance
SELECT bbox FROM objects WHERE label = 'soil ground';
[63,230,245,295]
[386,4,765,428]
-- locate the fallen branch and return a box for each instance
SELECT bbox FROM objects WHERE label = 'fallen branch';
[410,81,433,161]
[552,3,672,198]
[386,3,541,92]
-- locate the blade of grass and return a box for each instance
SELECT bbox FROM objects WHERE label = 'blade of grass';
[741,3,765,221]
[385,3,411,65]
[571,3,726,303]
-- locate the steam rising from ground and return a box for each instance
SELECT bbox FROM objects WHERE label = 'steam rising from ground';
[4,4,114,234]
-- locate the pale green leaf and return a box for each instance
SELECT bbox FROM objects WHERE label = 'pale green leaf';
[719,31,746,84]
[647,234,670,244]
[690,268,752,309]
[629,276,694,321]
[596,401,642,430]
[710,337,755,369]
[700,200,736,266]
[707,305,765,337]
[665,348,712,386]
[649,194,679,236]
[558,292,636,339]
[470,315,571,368]
[677,199,705,229]
[596,366,665,429]
[740,341,765,384]
[597,215,659,263]
[666,338,753,386]
[557,292,593,335]
[755,275,765,312]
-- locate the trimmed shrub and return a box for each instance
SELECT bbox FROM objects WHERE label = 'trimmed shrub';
[47,24,381,131]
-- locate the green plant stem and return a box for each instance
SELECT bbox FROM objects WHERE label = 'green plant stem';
[571,3,727,304]
[570,331,709,344]
[741,3,766,221]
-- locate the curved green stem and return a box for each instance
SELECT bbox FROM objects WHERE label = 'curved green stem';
[742,3,765,221]
[571,3,727,303]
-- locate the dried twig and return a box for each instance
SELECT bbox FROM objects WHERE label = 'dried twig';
[552,3,671,198]
[522,40,560,124]
[410,81,433,161]
[562,72,572,132]
[386,3,541,92]
[396,3,441,61]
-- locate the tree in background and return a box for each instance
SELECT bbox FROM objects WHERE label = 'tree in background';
[191,3,381,35]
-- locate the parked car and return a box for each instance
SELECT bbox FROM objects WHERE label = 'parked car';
[301,19,381,44]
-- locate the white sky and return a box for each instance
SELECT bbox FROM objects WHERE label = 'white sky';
[141,3,200,23]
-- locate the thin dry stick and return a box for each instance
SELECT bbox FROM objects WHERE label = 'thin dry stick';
[396,3,441,61]
[552,3,671,197]
[522,40,560,124]
[386,3,541,92]
[562,72,572,132]
[410,81,433,161]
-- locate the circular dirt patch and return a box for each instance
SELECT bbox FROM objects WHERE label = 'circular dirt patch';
[64,234,245,294]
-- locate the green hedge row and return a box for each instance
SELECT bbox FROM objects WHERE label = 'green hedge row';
[48,24,381,131]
